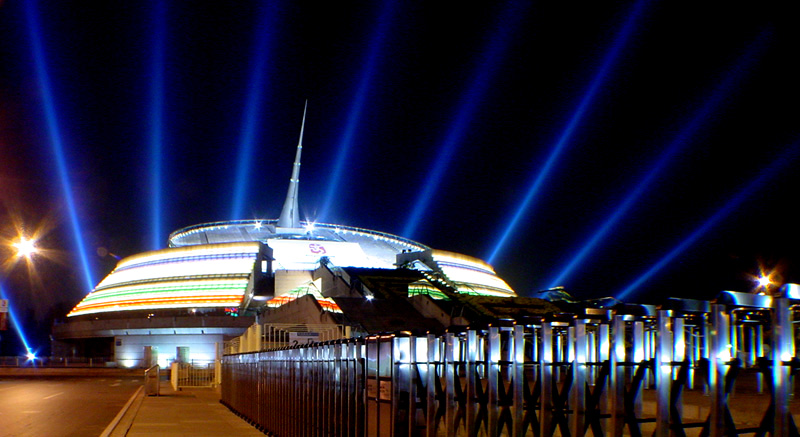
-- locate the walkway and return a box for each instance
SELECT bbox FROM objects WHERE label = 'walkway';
[106,382,263,436]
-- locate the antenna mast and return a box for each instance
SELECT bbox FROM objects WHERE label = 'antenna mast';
[277,101,307,229]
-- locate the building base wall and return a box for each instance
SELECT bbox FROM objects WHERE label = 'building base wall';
[114,333,223,368]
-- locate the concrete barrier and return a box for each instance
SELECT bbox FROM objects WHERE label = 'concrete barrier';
[0,367,144,377]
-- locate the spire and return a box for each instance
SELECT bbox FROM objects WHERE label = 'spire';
[277,101,307,229]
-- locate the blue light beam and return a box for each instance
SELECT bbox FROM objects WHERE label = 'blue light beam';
[148,0,166,250]
[401,1,529,240]
[616,141,800,300]
[229,3,279,220]
[0,285,34,355]
[546,29,771,289]
[486,0,650,265]
[25,0,96,292]
[318,0,397,222]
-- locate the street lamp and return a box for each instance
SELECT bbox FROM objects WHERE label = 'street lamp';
[12,236,38,259]
[2,234,41,358]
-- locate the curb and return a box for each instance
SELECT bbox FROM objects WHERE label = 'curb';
[100,385,144,437]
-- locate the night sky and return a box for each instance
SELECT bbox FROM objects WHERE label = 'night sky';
[1,1,798,354]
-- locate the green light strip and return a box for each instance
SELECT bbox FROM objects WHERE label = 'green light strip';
[78,280,248,303]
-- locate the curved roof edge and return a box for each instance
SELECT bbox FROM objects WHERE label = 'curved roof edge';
[168,219,430,252]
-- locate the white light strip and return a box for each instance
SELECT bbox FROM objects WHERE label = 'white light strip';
[439,265,513,292]
[96,258,255,289]
[115,242,261,270]
[431,251,495,272]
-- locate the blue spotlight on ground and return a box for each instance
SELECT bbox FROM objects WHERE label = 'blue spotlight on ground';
[25,0,95,291]
[616,142,799,300]
[318,1,396,222]
[148,0,166,250]
[229,3,279,220]
[486,0,649,266]
[545,30,771,288]
[401,1,529,240]
[0,286,34,356]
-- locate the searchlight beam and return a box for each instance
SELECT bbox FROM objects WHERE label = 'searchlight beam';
[24,0,96,292]
[148,0,166,250]
[401,1,529,240]
[486,0,649,265]
[547,29,772,289]
[616,140,799,300]
[319,0,397,222]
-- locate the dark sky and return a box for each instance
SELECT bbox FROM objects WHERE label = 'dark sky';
[1,1,798,352]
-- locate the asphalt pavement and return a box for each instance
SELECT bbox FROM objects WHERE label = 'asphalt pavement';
[0,376,141,437]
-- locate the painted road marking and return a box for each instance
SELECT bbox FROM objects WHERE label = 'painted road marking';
[43,392,64,400]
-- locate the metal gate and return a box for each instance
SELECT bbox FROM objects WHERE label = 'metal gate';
[172,361,215,388]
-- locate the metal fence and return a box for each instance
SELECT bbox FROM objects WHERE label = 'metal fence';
[224,340,365,436]
[222,287,800,436]
[225,323,351,354]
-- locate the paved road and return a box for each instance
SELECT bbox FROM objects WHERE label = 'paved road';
[0,376,141,437]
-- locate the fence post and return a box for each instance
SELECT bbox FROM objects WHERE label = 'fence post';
[214,342,222,387]
[425,334,437,437]
[253,324,263,352]
[512,325,525,437]
[488,326,500,436]
[540,321,554,436]
[709,304,730,436]
[654,310,673,437]
[598,320,610,432]
[773,288,795,437]
[570,319,587,436]
[688,319,699,390]
[610,315,626,436]
[144,364,160,396]
[754,323,764,393]
[673,316,685,422]
[393,334,411,436]
[465,329,478,436]
[444,333,457,435]
[170,361,179,391]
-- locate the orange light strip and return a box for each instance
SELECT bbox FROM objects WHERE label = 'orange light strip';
[67,294,244,316]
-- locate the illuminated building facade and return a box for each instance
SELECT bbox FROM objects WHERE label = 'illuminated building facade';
[53,115,516,367]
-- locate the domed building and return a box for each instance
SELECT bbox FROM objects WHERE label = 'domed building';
[52,111,516,367]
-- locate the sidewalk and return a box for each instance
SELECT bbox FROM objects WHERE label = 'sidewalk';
[106,381,264,436]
